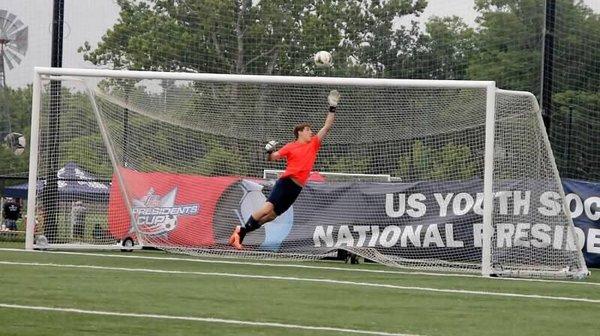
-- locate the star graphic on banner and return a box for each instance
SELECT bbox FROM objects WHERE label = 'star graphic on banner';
[132,187,179,235]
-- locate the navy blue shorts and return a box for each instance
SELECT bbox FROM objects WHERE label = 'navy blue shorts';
[267,177,303,215]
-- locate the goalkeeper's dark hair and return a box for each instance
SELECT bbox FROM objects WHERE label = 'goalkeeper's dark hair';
[293,123,312,139]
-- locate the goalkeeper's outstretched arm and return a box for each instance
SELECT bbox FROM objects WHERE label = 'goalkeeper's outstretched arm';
[268,151,283,161]
[317,90,339,140]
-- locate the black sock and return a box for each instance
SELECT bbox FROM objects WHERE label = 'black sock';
[241,215,261,234]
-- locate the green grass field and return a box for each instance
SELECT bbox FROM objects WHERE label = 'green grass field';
[0,243,598,336]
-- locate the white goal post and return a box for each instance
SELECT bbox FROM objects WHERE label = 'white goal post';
[26,67,589,279]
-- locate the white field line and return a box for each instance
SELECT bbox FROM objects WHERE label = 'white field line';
[0,248,598,287]
[0,303,420,336]
[2,261,599,304]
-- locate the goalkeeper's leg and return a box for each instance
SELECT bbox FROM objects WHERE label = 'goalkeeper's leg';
[229,177,302,249]
[228,203,274,250]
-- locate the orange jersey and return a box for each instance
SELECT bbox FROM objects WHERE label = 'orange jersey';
[278,136,322,186]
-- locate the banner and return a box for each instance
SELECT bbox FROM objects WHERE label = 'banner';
[108,170,600,267]
[108,168,239,246]
[561,179,600,267]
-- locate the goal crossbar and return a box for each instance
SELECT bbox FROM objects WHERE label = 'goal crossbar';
[34,67,495,88]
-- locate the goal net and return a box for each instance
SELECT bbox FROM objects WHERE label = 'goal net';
[26,68,588,279]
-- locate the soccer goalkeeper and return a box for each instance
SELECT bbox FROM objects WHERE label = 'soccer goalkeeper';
[229,90,340,250]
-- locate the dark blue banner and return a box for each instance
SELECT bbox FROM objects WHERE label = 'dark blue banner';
[562,179,600,267]
[215,178,599,268]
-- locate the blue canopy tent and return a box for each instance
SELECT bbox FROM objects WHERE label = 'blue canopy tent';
[2,162,110,201]
[2,182,29,199]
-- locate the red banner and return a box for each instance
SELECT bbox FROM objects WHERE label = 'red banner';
[108,168,239,246]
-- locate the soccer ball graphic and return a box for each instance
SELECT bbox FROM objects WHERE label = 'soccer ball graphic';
[236,180,295,251]
[314,51,332,67]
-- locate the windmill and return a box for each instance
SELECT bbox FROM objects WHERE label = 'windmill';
[0,10,28,88]
[0,10,28,155]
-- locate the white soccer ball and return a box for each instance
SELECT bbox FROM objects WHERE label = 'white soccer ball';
[35,234,48,248]
[314,51,332,67]
[3,132,26,156]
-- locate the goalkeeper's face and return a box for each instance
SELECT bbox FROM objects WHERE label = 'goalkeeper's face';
[297,126,313,142]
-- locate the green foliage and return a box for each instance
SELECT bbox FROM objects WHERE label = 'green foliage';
[432,143,477,180]
[396,140,476,181]
[196,140,247,176]
[550,90,600,180]
[397,140,434,180]
[79,0,188,71]
[1,86,32,133]
[2,0,598,182]
[0,86,32,175]
[80,0,427,76]
[467,0,599,95]
[324,156,369,174]
[393,16,476,80]
[0,146,29,175]
[63,134,113,177]
[467,0,544,93]
[549,1,600,94]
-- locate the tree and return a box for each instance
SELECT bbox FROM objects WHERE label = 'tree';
[389,16,476,80]
[395,140,476,182]
[80,0,427,76]
[467,0,545,93]
[549,0,600,94]
[0,86,32,176]
[545,2,600,181]
[76,0,599,182]
[550,90,600,180]
[467,0,599,94]
[463,0,599,181]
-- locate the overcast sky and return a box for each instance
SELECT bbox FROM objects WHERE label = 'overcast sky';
[0,0,598,88]
[0,0,120,88]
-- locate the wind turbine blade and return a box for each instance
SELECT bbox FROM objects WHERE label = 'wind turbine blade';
[4,52,15,70]
[0,10,8,34]
[5,48,22,66]
[3,13,17,33]
[6,19,23,36]
[13,27,28,55]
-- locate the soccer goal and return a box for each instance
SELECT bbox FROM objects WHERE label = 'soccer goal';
[25,67,588,279]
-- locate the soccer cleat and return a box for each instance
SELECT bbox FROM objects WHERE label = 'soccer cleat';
[228,226,244,250]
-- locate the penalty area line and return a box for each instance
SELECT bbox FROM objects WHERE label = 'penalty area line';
[0,303,420,336]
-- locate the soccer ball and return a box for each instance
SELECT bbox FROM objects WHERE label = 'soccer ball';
[3,132,26,156]
[314,51,332,67]
[35,234,48,248]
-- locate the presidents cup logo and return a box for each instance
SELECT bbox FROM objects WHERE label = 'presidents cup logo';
[132,187,199,236]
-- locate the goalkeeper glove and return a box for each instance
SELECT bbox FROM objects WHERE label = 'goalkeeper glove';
[328,90,340,113]
[264,140,278,154]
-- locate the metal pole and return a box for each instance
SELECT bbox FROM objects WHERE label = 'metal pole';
[565,107,573,177]
[43,0,65,241]
[541,0,556,132]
